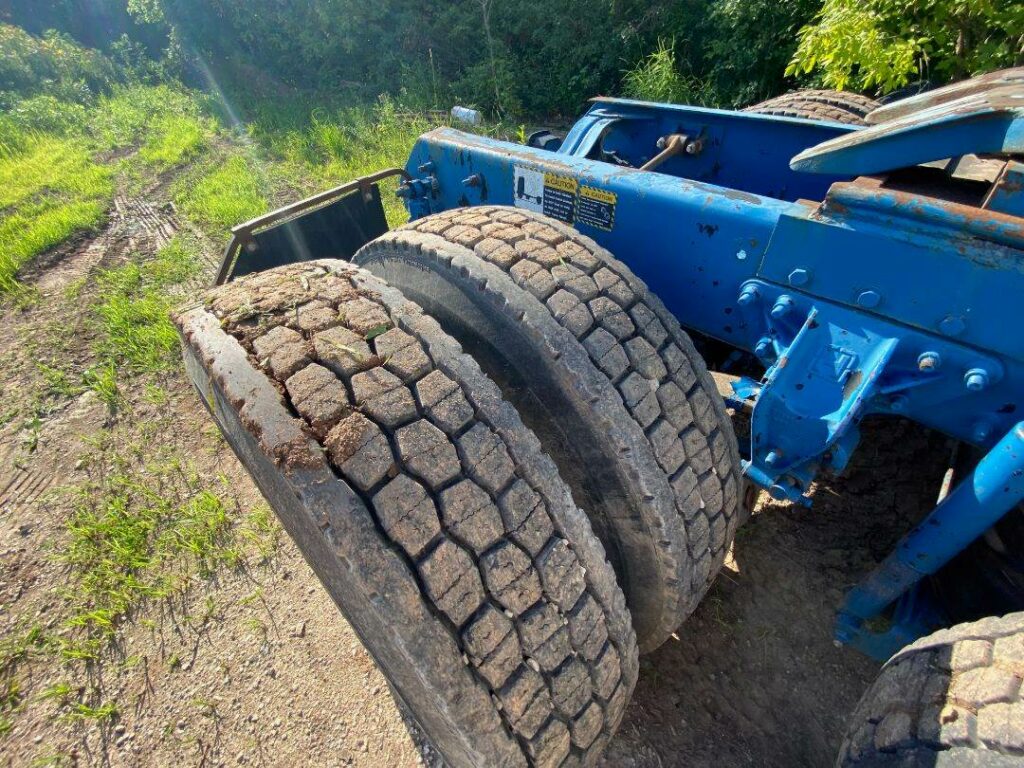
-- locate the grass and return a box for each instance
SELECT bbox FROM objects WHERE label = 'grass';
[139,113,209,171]
[176,153,269,235]
[58,447,277,652]
[91,235,201,379]
[0,137,114,294]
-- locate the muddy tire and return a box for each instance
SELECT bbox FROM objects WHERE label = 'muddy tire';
[174,261,638,768]
[838,612,1024,767]
[744,89,881,125]
[354,207,742,652]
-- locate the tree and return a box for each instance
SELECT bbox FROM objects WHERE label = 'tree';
[787,0,1024,94]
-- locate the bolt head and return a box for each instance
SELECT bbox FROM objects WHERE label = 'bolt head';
[964,368,990,392]
[940,315,966,336]
[788,268,810,287]
[764,449,781,467]
[917,352,941,372]
[857,290,881,309]
[755,337,775,360]
[737,285,759,306]
[770,296,794,319]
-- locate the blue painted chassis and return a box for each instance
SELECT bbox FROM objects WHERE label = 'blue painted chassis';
[396,98,1024,659]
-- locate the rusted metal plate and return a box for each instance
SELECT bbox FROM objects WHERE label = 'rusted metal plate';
[790,85,1024,176]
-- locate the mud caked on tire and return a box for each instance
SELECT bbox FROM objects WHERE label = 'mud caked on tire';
[354,207,742,652]
[174,261,638,768]
[838,612,1024,767]
[744,89,881,125]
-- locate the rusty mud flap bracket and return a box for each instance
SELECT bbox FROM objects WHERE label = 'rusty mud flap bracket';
[214,167,410,285]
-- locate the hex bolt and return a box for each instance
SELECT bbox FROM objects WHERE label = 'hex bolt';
[788,268,810,287]
[857,290,881,309]
[737,285,759,306]
[964,368,990,392]
[417,161,435,174]
[770,295,794,319]
[764,450,782,467]
[755,337,775,360]
[462,174,482,187]
[917,351,942,372]
[396,184,412,199]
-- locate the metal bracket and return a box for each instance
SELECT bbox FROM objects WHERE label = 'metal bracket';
[215,167,409,285]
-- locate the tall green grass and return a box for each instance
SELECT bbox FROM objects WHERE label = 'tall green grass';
[0,137,114,294]
[176,153,269,233]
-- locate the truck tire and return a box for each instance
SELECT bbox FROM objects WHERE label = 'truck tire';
[175,260,638,768]
[744,89,881,125]
[355,207,742,652]
[837,612,1024,767]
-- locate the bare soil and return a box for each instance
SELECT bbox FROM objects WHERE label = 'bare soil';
[0,192,951,767]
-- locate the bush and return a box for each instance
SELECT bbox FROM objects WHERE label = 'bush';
[0,24,118,103]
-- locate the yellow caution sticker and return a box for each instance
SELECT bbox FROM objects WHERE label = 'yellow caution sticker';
[577,185,617,230]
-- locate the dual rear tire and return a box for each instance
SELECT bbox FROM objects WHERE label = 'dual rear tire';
[179,205,745,766]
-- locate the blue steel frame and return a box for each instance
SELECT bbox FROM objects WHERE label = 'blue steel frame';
[394,94,1024,659]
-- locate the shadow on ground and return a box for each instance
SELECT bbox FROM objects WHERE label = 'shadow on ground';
[601,417,950,767]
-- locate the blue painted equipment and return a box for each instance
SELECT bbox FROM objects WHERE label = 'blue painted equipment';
[216,68,1024,662]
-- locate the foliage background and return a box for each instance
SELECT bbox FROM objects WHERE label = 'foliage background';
[3,0,1015,119]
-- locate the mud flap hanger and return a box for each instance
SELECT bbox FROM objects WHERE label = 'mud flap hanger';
[737,303,898,506]
[215,167,410,285]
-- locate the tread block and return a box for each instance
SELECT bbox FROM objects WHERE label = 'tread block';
[419,538,485,626]
[340,296,392,336]
[551,657,593,717]
[499,479,555,556]
[372,475,442,558]
[480,541,543,615]
[458,423,516,494]
[520,603,572,672]
[285,363,351,437]
[528,719,572,768]
[439,479,505,554]
[396,420,462,490]
[373,327,432,382]
[313,325,375,379]
[325,413,396,491]
[568,594,610,661]
[351,367,418,427]
[538,539,587,611]
[570,701,604,749]
[463,605,521,689]
[500,667,552,739]
[414,370,475,435]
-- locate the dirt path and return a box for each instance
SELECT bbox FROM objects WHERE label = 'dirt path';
[0,195,952,767]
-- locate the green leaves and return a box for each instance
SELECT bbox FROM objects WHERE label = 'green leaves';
[788,0,1024,94]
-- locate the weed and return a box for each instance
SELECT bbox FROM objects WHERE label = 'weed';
[622,39,715,106]
[20,414,42,453]
[38,682,74,704]
[82,362,120,410]
[63,699,118,722]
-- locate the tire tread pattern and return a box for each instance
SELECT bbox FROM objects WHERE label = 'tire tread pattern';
[176,260,638,768]
[838,612,1024,767]
[357,207,743,649]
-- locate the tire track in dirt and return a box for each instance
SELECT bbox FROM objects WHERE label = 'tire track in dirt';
[0,197,178,516]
